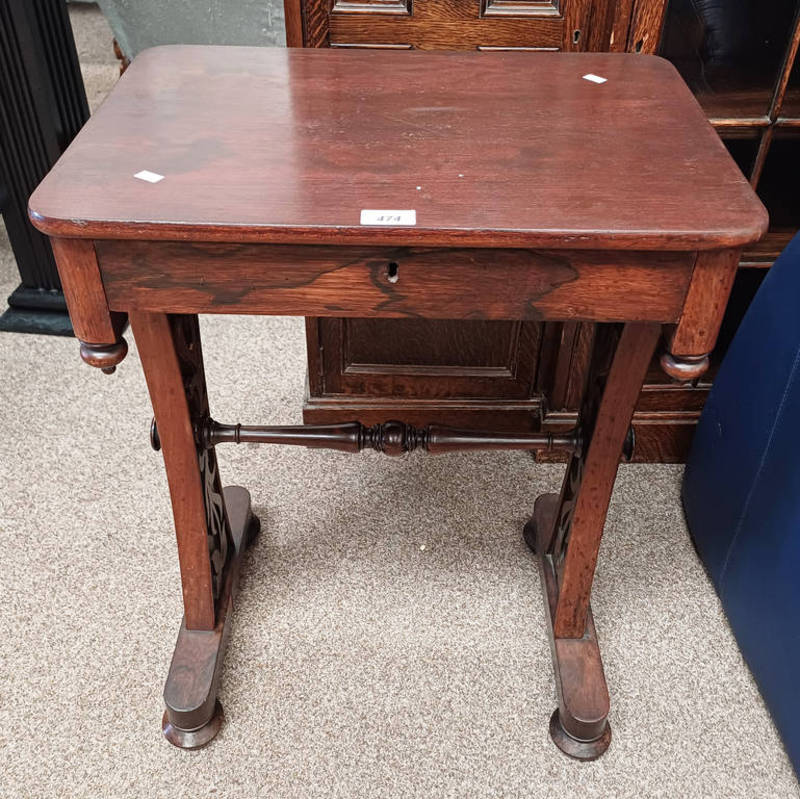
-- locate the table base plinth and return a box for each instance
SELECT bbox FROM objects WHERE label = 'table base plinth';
[162,486,259,750]
[526,493,612,761]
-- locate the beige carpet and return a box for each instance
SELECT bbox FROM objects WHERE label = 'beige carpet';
[0,5,796,798]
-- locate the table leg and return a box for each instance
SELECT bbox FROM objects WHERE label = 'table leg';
[524,322,661,760]
[130,312,260,749]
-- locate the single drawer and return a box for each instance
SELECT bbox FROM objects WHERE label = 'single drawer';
[97,241,694,323]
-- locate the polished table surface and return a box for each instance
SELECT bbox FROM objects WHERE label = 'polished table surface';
[29,46,767,758]
[30,47,765,250]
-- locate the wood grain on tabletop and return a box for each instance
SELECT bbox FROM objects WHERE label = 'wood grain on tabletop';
[29,46,767,250]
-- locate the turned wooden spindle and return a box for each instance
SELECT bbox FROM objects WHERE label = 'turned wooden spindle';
[195,419,580,456]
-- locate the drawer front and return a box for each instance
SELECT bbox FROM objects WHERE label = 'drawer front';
[97,241,693,323]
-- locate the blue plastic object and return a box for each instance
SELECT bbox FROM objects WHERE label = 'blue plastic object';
[683,232,800,776]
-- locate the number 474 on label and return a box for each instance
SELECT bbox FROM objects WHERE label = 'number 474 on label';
[360,210,417,226]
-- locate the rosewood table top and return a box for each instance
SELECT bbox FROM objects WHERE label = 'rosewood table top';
[28,46,767,759]
[30,46,766,251]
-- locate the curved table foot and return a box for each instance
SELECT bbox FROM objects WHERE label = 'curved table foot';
[162,700,224,750]
[162,486,258,750]
[528,493,612,761]
[549,708,612,761]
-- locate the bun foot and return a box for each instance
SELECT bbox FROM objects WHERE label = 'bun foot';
[79,337,128,372]
[660,352,709,382]
[162,700,224,750]
[549,708,611,761]
[162,487,254,751]
[533,493,612,761]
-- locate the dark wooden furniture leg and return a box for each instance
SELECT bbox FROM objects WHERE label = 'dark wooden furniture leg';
[130,311,260,749]
[524,322,661,760]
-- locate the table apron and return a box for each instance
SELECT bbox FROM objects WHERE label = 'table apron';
[96,241,694,323]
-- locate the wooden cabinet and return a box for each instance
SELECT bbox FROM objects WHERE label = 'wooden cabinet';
[283,0,798,461]
[325,0,613,51]
[305,318,546,433]
[287,0,643,51]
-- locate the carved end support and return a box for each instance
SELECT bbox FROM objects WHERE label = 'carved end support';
[660,351,709,382]
[79,337,128,374]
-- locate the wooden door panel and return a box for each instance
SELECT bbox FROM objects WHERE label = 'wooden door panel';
[287,0,636,55]
[316,318,542,399]
[344,319,522,367]
[329,19,564,51]
[328,0,601,50]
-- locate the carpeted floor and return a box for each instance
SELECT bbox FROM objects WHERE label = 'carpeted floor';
[0,5,797,798]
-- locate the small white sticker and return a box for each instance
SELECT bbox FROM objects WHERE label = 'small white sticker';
[582,73,607,84]
[360,209,416,226]
[133,170,165,183]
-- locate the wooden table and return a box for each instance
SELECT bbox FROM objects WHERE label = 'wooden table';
[29,46,766,758]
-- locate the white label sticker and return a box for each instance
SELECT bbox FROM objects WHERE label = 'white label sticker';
[134,170,165,183]
[582,73,607,84]
[360,209,416,226]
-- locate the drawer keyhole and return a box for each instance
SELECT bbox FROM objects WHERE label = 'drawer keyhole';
[387,262,399,283]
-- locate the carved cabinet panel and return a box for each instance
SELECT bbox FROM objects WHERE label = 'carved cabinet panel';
[329,0,572,51]
[305,318,546,432]
[287,0,632,50]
